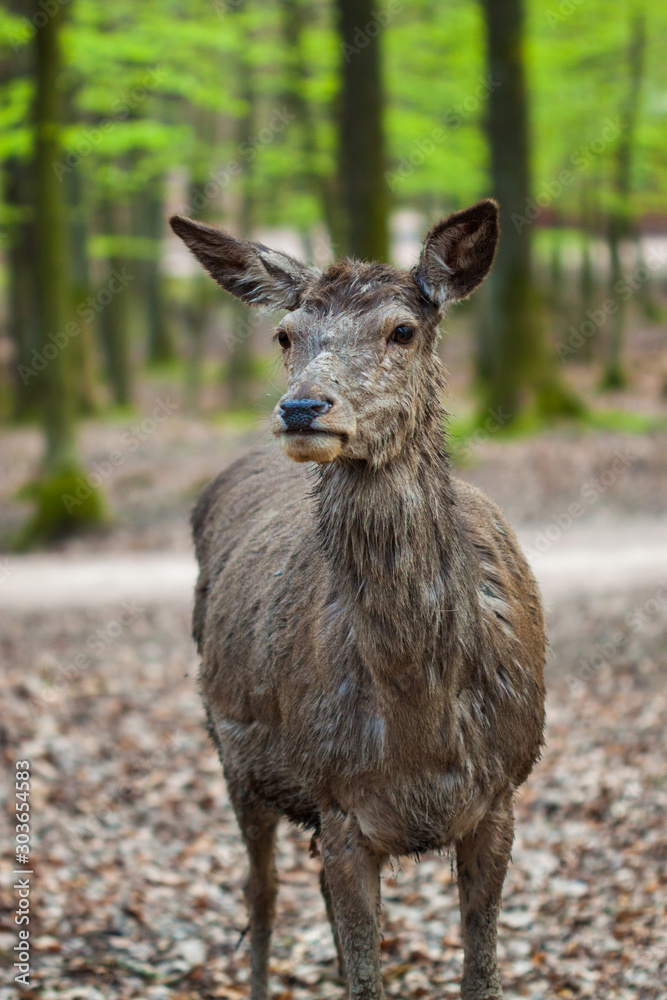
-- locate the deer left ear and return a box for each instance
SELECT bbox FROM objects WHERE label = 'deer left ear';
[414,199,499,308]
[169,215,317,311]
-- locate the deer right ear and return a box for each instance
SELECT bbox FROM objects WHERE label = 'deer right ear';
[414,199,499,308]
[169,215,317,311]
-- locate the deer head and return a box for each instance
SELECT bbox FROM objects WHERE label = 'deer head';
[170,200,498,467]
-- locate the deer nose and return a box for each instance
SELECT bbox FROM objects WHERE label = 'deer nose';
[280,398,332,431]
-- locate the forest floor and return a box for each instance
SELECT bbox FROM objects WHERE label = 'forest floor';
[0,577,665,1000]
[1,343,666,999]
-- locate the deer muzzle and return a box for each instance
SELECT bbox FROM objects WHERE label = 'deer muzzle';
[271,389,356,464]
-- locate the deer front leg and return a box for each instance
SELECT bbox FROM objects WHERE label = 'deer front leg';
[320,810,385,1000]
[456,795,514,1000]
[228,785,278,1000]
[319,866,347,982]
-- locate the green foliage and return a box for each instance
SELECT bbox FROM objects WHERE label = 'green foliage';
[582,408,667,434]
[448,402,666,470]
[2,0,664,223]
[530,0,665,218]
[0,78,32,162]
[384,0,489,210]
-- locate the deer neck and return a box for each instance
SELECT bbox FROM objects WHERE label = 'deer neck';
[314,414,464,691]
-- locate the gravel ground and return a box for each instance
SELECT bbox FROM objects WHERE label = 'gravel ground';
[0,582,665,1000]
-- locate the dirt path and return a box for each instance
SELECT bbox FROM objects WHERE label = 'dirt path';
[2,519,666,609]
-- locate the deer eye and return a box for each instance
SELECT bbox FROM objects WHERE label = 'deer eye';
[277,329,291,349]
[391,324,415,345]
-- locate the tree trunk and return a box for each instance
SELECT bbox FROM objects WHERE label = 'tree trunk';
[226,8,256,410]
[33,4,75,468]
[65,167,99,412]
[183,281,209,414]
[183,169,213,414]
[17,1,105,547]
[184,104,220,415]
[604,223,627,389]
[279,0,341,256]
[98,201,133,406]
[336,0,389,261]
[141,183,174,364]
[577,183,597,362]
[601,11,646,390]
[633,232,657,320]
[549,215,564,313]
[2,3,39,420]
[478,0,581,421]
[5,156,39,419]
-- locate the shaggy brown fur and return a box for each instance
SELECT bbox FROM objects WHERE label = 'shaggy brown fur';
[170,200,546,1000]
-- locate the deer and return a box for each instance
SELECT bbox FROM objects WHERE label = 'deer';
[169,199,546,1000]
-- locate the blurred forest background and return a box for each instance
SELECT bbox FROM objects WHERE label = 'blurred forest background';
[0,0,666,545]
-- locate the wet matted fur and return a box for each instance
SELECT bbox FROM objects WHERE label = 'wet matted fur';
[171,200,546,1000]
